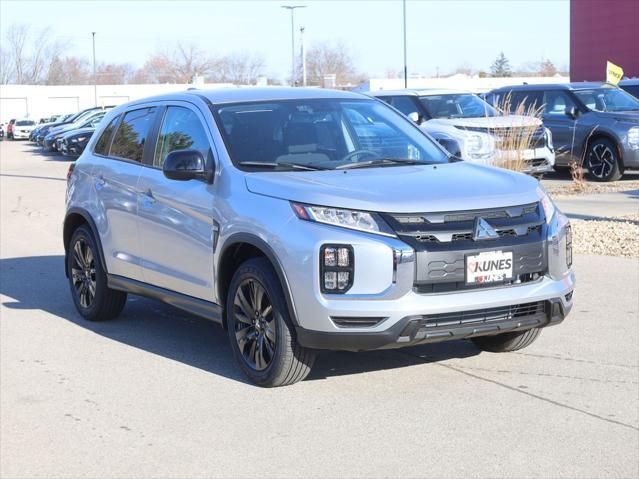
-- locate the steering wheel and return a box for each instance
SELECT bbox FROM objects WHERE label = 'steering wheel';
[340,149,382,163]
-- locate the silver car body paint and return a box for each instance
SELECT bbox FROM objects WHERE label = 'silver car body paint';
[66,87,574,344]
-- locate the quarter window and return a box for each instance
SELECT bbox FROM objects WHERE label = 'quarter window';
[154,107,211,168]
[94,115,120,156]
[109,107,157,162]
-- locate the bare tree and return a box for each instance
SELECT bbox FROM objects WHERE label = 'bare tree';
[46,56,91,85]
[136,43,218,83]
[0,46,14,84]
[211,52,265,84]
[539,59,557,77]
[300,41,361,87]
[2,24,67,84]
[96,62,134,84]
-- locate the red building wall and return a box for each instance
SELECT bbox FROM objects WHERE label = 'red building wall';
[570,0,639,81]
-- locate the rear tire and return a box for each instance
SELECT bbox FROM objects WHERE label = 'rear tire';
[67,225,127,321]
[586,138,623,182]
[471,328,541,352]
[226,257,315,387]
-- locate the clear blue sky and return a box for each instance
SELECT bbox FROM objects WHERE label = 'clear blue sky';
[0,0,569,80]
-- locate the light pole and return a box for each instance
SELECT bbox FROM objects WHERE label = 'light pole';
[91,32,97,107]
[300,26,307,86]
[402,0,407,88]
[281,5,306,86]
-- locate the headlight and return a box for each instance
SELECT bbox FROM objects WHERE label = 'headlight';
[536,186,556,224]
[291,203,396,237]
[71,136,88,143]
[628,127,639,150]
[465,133,496,160]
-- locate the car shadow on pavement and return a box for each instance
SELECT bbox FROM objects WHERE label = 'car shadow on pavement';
[0,255,480,386]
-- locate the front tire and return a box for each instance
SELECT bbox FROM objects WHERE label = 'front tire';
[586,138,623,182]
[226,257,315,387]
[471,328,541,352]
[67,225,127,321]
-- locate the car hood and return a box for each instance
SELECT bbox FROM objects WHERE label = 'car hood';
[62,127,94,139]
[245,162,540,213]
[590,110,639,122]
[427,115,542,129]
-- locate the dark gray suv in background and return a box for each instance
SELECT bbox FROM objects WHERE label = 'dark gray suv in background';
[486,83,639,181]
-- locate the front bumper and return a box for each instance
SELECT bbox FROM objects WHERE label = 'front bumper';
[12,131,32,139]
[297,295,572,351]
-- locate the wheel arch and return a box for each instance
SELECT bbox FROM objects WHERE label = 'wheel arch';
[217,233,299,329]
[63,208,107,278]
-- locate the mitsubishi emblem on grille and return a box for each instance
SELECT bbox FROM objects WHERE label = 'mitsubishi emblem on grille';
[473,217,499,240]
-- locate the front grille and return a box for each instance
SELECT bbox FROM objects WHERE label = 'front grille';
[422,301,545,328]
[383,202,544,246]
[457,125,547,150]
[381,203,547,293]
[398,301,547,343]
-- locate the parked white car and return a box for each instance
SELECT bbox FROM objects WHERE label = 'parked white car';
[11,119,37,140]
[369,89,555,174]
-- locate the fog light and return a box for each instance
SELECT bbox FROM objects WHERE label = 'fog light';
[324,272,337,290]
[320,244,354,293]
[337,271,350,290]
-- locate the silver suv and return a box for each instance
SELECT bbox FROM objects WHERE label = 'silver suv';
[64,88,575,387]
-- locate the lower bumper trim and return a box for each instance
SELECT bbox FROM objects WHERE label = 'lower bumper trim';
[296,297,571,352]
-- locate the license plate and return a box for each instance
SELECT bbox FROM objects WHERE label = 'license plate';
[466,250,513,285]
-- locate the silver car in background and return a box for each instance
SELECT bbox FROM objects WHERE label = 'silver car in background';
[369,89,555,175]
[64,88,574,386]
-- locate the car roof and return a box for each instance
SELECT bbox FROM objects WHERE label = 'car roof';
[490,82,617,92]
[620,78,639,86]
[123,87,368,108]
[368,88,472,97]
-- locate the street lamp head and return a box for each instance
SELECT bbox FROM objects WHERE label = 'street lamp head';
[281,5,306,10]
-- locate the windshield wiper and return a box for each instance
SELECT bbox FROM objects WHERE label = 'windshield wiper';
[238,161,327,171]
[335,158,425,170]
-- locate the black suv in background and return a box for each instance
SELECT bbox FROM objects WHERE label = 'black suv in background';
[485,83,639,181]
[620,79,639,99]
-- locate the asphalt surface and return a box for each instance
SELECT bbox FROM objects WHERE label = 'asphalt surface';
[1,140,638,478]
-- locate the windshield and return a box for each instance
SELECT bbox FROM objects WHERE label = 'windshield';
[419,94,498,119]
[573,87,639,112]
[214,99,449,171]
[16,120,35,126]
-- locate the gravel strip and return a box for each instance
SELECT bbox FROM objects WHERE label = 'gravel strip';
[571,214,639,258]
[546,180,639,198]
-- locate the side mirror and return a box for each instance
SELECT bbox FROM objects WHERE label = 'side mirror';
[565,106,579,119]
[436,138,461,157]
[163,149,211,182]
[407,112,420,123]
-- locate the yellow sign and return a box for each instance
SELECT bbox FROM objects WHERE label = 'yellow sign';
[606,61,624,85]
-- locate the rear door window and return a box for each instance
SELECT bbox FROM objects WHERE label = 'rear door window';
[109,107,157,162]
[94,115,120,156]
[388,96,421,118]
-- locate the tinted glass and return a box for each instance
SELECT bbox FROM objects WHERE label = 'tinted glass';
[154,107,211,167]
[543,91,578,116]
[215,99,449,171]
[573,87,639,112]
[494,91,544,113]
[620,85,639,99]
[94,115,120,156]
[419,94,497,118]
[109,107,156,162]
[389,96,420,117]
[15,120,36,126]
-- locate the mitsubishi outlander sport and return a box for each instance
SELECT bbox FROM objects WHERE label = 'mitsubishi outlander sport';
[64,88,575,387]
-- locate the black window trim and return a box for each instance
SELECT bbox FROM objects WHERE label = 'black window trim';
[144,102,217,173]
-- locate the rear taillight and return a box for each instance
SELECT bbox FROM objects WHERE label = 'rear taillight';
[66,163,75,182]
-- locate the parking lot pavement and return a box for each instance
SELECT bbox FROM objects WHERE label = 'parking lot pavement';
[1,140,638,478]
